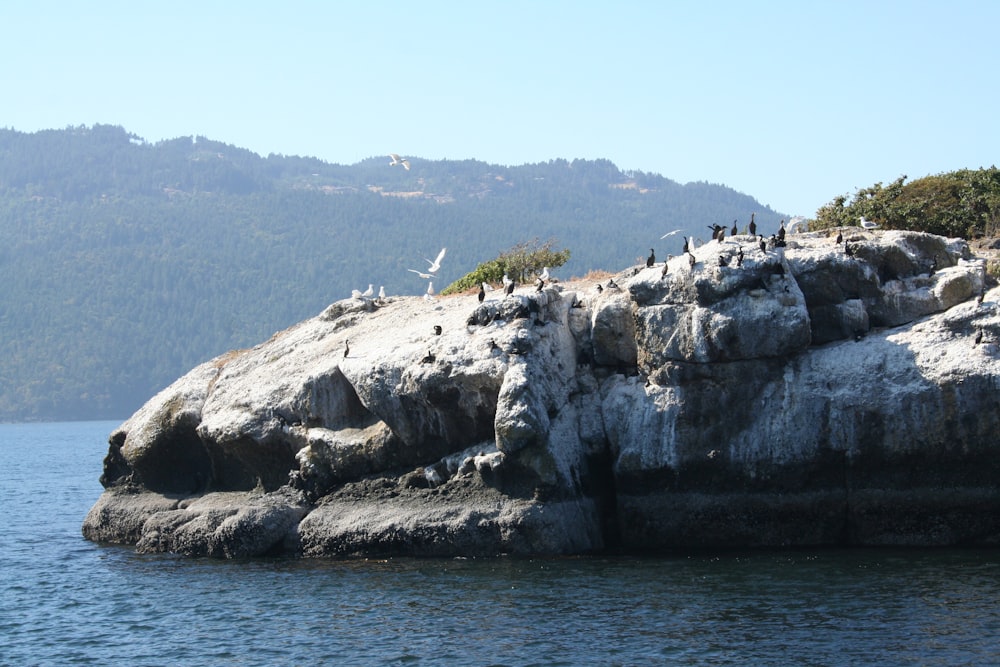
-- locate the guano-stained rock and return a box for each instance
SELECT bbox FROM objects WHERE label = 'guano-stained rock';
[83,229,1000,557]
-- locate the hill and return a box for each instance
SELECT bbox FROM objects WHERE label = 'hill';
[0,124,787,421]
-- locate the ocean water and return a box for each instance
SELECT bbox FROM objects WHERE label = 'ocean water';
[1,421,999,666]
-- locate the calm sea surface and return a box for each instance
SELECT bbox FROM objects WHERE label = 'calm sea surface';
[1,421,999,666]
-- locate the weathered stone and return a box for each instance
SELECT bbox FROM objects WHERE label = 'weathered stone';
[83,229,1000,557]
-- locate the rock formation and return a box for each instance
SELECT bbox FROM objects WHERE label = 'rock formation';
[83,229,1000,557]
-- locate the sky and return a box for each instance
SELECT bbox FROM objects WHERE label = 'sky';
[2,0,998,216]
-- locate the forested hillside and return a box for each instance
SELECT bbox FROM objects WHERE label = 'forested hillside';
[0,124,786,421]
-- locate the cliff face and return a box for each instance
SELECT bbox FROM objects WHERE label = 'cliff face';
[83,229,1000,557]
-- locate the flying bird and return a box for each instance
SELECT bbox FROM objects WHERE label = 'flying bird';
[660,229,682,240]
[388,153,411,170]
[425,247,447,274]
[408,268,434,279]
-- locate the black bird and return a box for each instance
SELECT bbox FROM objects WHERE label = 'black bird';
[731,220,739,237]
[596,283,604,293]
[737,247,744,267]
[845,242,856,257]
[835,231,843,244]
[607,278,619,289]
[682,237,689,254]
[505,280,515,296]
[433,325,442,335]
[420,350,435,364]
[478,283,486,302]
[687,252,696,269]
[748,213,757,237]
[536,278,545,292]
[571,298,584,308]
[708,223,724,240]
[661,262,669,279]
[716,227,725,243]
[777,220,786,241]
[718,254,729,267]
[759,238,767,254]
[488,339,499,351]
[646,248,656,268]
[977,288,986,306]
[343,340,350,359]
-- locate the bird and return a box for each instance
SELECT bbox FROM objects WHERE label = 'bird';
[708,223,724,240]
[661,262,669,279]
[977,288,986,306]
[718,254,729,267]
[425,247,447,274]
[407,268,434,279]
[777,220,786,241]
[737,247,744,267]
[748,213,757,237]
[759,238,767,254]
[420,350,435,364]
[433,325,442,335]
[787,217,805,234]
[845,242,856,257]
[859,216,879,229]
[478,283,486,302]
[388,153,410,170]
[536,278,545,292]
[482,281,494,292]
[596,284,603,293]
[539,266,550,281]
[423,281,435,301]
[682,237,689,254]
[660,229,681,240]
[343,339,350,359]
[687,252,696,269]
[607,278,619,289]
[378,285,386,301]
[505,280,515,296]
[362,284,374,298]
[835,231,843,245]
[716,227,725,243]
[646,249,655,268]
[731,220,738,237]
[502,273,513,291]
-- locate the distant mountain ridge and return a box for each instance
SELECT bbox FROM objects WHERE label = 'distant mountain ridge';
[0,124,788,422]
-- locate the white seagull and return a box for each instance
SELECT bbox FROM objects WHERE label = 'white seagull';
[378,286,386,300]
[538,266,550,281]
[362,284,374,298]
[859,216,879,229]
[660,229,682,240]
[423,281,435,301]
[407,268,434,279]
[388,153,410,170]
[425,247,447,274]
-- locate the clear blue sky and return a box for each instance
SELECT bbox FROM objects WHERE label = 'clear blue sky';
[2,1,997,216]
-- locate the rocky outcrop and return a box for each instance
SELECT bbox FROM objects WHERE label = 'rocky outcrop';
[83,229,1000,557]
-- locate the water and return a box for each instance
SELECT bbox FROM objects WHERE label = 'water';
[2,422,999,666]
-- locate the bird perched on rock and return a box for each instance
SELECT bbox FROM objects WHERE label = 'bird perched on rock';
[596,284,604,294]
[420,350,435,364]
[362,284,374,298]
[607,278,619,289]
[687,252,696,269]
[505,280,515,296]
[835,231,843,245]
[539,266,550,282]
[343,340,350,358]
[424,281,435,301]
[536,278,545,292]
[749,213,757,237]
[759,238,767,254]
[718,254,729,267]
[708,223,724,240]
[377,286,386,302]
[859,216,879,229]
[388,153,410,170]
[433,325,442,335]
[716,227,725,243]
[731,220,738,237]
[646,248,655,268]
[661,262,669,279]
[478,283,486,302]
[777,220,786,241]
[737,247,744,267]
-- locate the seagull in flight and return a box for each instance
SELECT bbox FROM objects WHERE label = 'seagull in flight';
[425,247,447,274]
[407,268,434,279]
[388,153,410,170]
[660,229,682,240]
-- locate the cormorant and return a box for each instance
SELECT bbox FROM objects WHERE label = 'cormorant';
[343,340,350,359]
[420,351,435,364]
[661,262,669,279]
[647,248,655,268]
[777,220,786,241]
[717,227,725,243]
[478,283,486,302]
[759,238,767,253]
[505,280,515,296]
[749,213,757,237]
[433,325,442,335]
[687,252,696,269]
[736,247,744,267]
[596,284,604,293]
[607,278,619,289]
[731,220,739,237]
[536,278,545,292]
[718,255,729,267]
[835,231,843,245]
